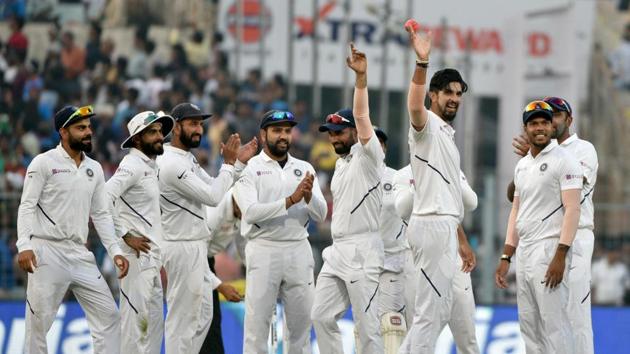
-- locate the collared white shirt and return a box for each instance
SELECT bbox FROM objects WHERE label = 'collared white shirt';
[394,164,476,222]
[17,144,122,258]
[408,110,463,221]
[234,151,327,242]
[106,148,163,256]
[206,189,242,257]
[380,166,408,253]
[513,141,583,245]
[559,134,598,230]
[380,166,409,272]
[157,144,244,241]
[330,133,385,238]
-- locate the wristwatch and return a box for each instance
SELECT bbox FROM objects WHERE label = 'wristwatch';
[500,254,512,263]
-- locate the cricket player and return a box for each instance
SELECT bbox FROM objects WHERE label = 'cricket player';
[394,165,479,354]
[17,105,129,354]
[496,100,583,354]
[310,44,385,354]
[367,127,409,354]
[202,188,242,354]
[234,109,327,353]
[509,96,598,354]
[105,111,174,353]
[399,23,478,353]
[157,102,256,354]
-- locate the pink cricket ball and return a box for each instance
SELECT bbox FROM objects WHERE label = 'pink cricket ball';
[404,19,420,32]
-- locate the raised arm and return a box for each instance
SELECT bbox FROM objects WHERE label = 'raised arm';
[346,43,373,145]
[405,22,432,131]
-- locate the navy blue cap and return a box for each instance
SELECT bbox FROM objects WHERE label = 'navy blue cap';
[171,102,211,121]
[319,108,356,132]
[54,105,95,131]
[260,110,298,129]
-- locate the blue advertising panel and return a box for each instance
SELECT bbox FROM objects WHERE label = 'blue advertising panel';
[1,301,628,353]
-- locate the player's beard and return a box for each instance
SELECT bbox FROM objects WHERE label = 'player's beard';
[440,101,458,123]
[552,122,568,140]
[140,139,164,156]
[180,130,202,149]
[68,133,93,153]
[267,138,290,158]
[333,141,352,155]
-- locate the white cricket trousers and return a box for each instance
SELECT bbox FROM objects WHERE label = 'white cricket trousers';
[119,244,164,354]
[449,255,480,354]
[399,215,459,354]
[403,251,480,354]
[379,269,406,316]
[243,238,314,354]
[568,229,594,354]
[25,237,120,354]
[516,237,573,354]
[162,240,213,354]
[311,234,384,354]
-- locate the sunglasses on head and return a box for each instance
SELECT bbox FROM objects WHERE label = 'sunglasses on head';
[543,97,572,115]
[326,113,351,125]
[143,113,159,125]
[63,105,93,128]
[524,100,553,113]
[269,111,295,121]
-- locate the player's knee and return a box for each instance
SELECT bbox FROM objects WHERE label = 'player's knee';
[310,309,334,326]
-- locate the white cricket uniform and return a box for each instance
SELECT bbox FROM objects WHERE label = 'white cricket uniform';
[512,141,582,354]
[17,144,123,354]
[311,133,385,354]
[378,166,409,316]
[559,134,598,354]
[234,151,327,354]
[395,165,480,354]
[105,148,164,354]
[400,111,464,354]
[206,189,241,258]
[157,143,243,354]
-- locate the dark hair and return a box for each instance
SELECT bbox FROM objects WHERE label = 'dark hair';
[429,68,468,94]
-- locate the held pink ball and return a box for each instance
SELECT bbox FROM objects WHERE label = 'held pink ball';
[404,19,420,32]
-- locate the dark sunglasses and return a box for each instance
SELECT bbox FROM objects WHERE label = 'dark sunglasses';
[269,111,295,121]
[326,113,351,124]
[543,97,572,115]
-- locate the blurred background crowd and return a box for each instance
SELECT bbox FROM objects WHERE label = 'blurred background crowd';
[0,0,629,307]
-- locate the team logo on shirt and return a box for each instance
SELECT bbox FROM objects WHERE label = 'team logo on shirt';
[540,163,548,172]
[86,168,94,177]
[384,183,393,191]
[294,169,303,177]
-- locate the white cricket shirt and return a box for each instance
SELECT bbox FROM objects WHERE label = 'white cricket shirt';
[157,144,244,241]
[394,164,476,222]
[206,189,241,257]
[380,165,409,272]
[330,133,385,238]
[17,144,123,258]
[408,110,463,221]
[106,148,163,256]
[559,134,598,230]
[513,141,583,246]
[234,151,328,241]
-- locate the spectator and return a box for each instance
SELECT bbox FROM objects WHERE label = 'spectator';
[60,31,86,80]
[609,22,630,89]
[185,29,210,68]
[591,249,630,305]
[127,29,151,79]
[6,15,28,62]
[85,22,104,70]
